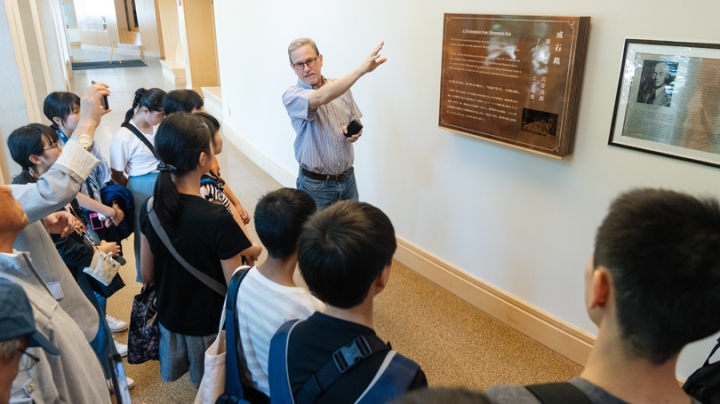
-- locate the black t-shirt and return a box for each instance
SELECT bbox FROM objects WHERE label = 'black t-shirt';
[140,194,251,336]
[287,312,427,403]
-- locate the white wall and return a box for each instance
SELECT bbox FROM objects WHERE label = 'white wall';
[0,0,32,182]
[214,0,720,379]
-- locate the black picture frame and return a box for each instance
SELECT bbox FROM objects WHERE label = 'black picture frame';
[609,39,720,169]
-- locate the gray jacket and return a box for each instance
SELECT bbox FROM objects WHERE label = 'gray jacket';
[8,141,101,341]
[1,252,111,404]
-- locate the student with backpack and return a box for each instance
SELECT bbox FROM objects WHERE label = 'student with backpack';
[484,189,720,404]
[109,87,166,281]
[269,200,427,404]
[235,188,325,398]
[139,113,262,387]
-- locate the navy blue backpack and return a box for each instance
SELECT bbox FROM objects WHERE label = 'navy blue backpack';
[268,320,419,404]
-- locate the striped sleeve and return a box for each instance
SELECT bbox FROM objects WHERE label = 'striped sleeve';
[282,86,317,121]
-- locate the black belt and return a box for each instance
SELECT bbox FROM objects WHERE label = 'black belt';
[301,167,354,182]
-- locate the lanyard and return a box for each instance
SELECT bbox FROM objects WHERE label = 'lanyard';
[57,128,69,144]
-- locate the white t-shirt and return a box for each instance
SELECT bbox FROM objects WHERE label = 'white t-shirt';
[236,266,325,396]
[109,121,159,177]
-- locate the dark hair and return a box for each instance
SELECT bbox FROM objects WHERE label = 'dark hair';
[254,188,316,259]
[390,388,491,404]
[123,88,166,126]
[8,124,58,185]
[298,200,396,309]
[594,188,720,364]
[43,92,80,130]
[163,90,204,115]
[194,112,221,133]
[152,113,213,228]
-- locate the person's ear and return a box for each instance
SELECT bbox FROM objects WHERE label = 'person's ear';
[376,265,391,289]
[28,155,43,166]
[52,117,62,127]
[589,268,611,309]
[198,151,211,168]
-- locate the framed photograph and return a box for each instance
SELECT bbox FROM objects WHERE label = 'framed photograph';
[609,39,720,168]
[438,14,590,158]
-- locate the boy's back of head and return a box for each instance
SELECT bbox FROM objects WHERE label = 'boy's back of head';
[255,188,316,259]
[298,200,397,309]
[594,188,720,364]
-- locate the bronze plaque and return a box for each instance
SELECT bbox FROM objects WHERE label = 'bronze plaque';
[439,14,590,158]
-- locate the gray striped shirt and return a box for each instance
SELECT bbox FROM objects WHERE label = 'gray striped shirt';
[283,78,363,175]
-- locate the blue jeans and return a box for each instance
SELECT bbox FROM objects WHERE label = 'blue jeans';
[127,172,158,282]
[296,169,359,211]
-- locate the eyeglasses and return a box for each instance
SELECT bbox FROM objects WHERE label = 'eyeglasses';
[42,142,60,152]
[16,349,40,371]
[292,57,318,71]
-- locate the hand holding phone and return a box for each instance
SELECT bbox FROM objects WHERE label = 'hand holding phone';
[345,120,363,137]
[91,81,109,109]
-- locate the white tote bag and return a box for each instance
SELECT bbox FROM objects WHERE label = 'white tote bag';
[194,301,228,404]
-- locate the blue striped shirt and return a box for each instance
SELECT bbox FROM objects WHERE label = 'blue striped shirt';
[283,78,363,175]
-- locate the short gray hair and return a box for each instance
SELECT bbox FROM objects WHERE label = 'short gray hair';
[288,38,319,63]
[0,339,21,361]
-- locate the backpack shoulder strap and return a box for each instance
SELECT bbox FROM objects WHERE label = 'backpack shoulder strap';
[269,319,301,404]
[122,122,159,160]
[146,197,227,295]
[525,382,593,404]
[355,352,420,404]
[293,334,390,404]
[224,267,251,397]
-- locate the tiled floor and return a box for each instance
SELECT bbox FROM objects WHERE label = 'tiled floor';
[70,58,583,404]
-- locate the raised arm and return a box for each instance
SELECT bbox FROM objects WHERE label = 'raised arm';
[307,41,386,110]
[9,83,111,223]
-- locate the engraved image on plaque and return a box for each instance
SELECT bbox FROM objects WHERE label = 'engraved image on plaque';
[439,14,590,158]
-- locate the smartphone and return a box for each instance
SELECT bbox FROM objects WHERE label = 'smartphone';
[108,353,132,404]
[345,120,363,137]
[89,213,104,230]
[91,81,109,109]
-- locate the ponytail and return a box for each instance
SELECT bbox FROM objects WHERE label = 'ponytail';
[122,87,167,127]
[152,113,212,228]
[12,167,37,185]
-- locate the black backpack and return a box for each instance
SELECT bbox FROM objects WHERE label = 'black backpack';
[683,337,720,403]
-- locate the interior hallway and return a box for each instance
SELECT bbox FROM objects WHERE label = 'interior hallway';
[69,55,583,404]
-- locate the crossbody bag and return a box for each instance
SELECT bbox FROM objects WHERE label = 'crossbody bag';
[146,196,227,296]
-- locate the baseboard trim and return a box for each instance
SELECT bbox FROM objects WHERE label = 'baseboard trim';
[394,236,595,365]
[222,124,296,188]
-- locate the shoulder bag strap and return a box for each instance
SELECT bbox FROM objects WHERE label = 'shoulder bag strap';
[224,267,251,397]
[122,123,160,160]
[294,334,390,404]
[146,197,227,296]
[701,337,720,367]
[525,382,593,404]
[355,352,420,404]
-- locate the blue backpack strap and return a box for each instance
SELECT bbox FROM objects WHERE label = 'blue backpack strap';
[269,320,301,404]
[224,268,251,397]
[355,352,420,404]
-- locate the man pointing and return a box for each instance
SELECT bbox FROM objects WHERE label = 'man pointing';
[283,38,386,210]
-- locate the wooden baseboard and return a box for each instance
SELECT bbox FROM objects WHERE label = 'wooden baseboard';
[221,124,296,188]
[220,121,593,365]
[394,236,595,366]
